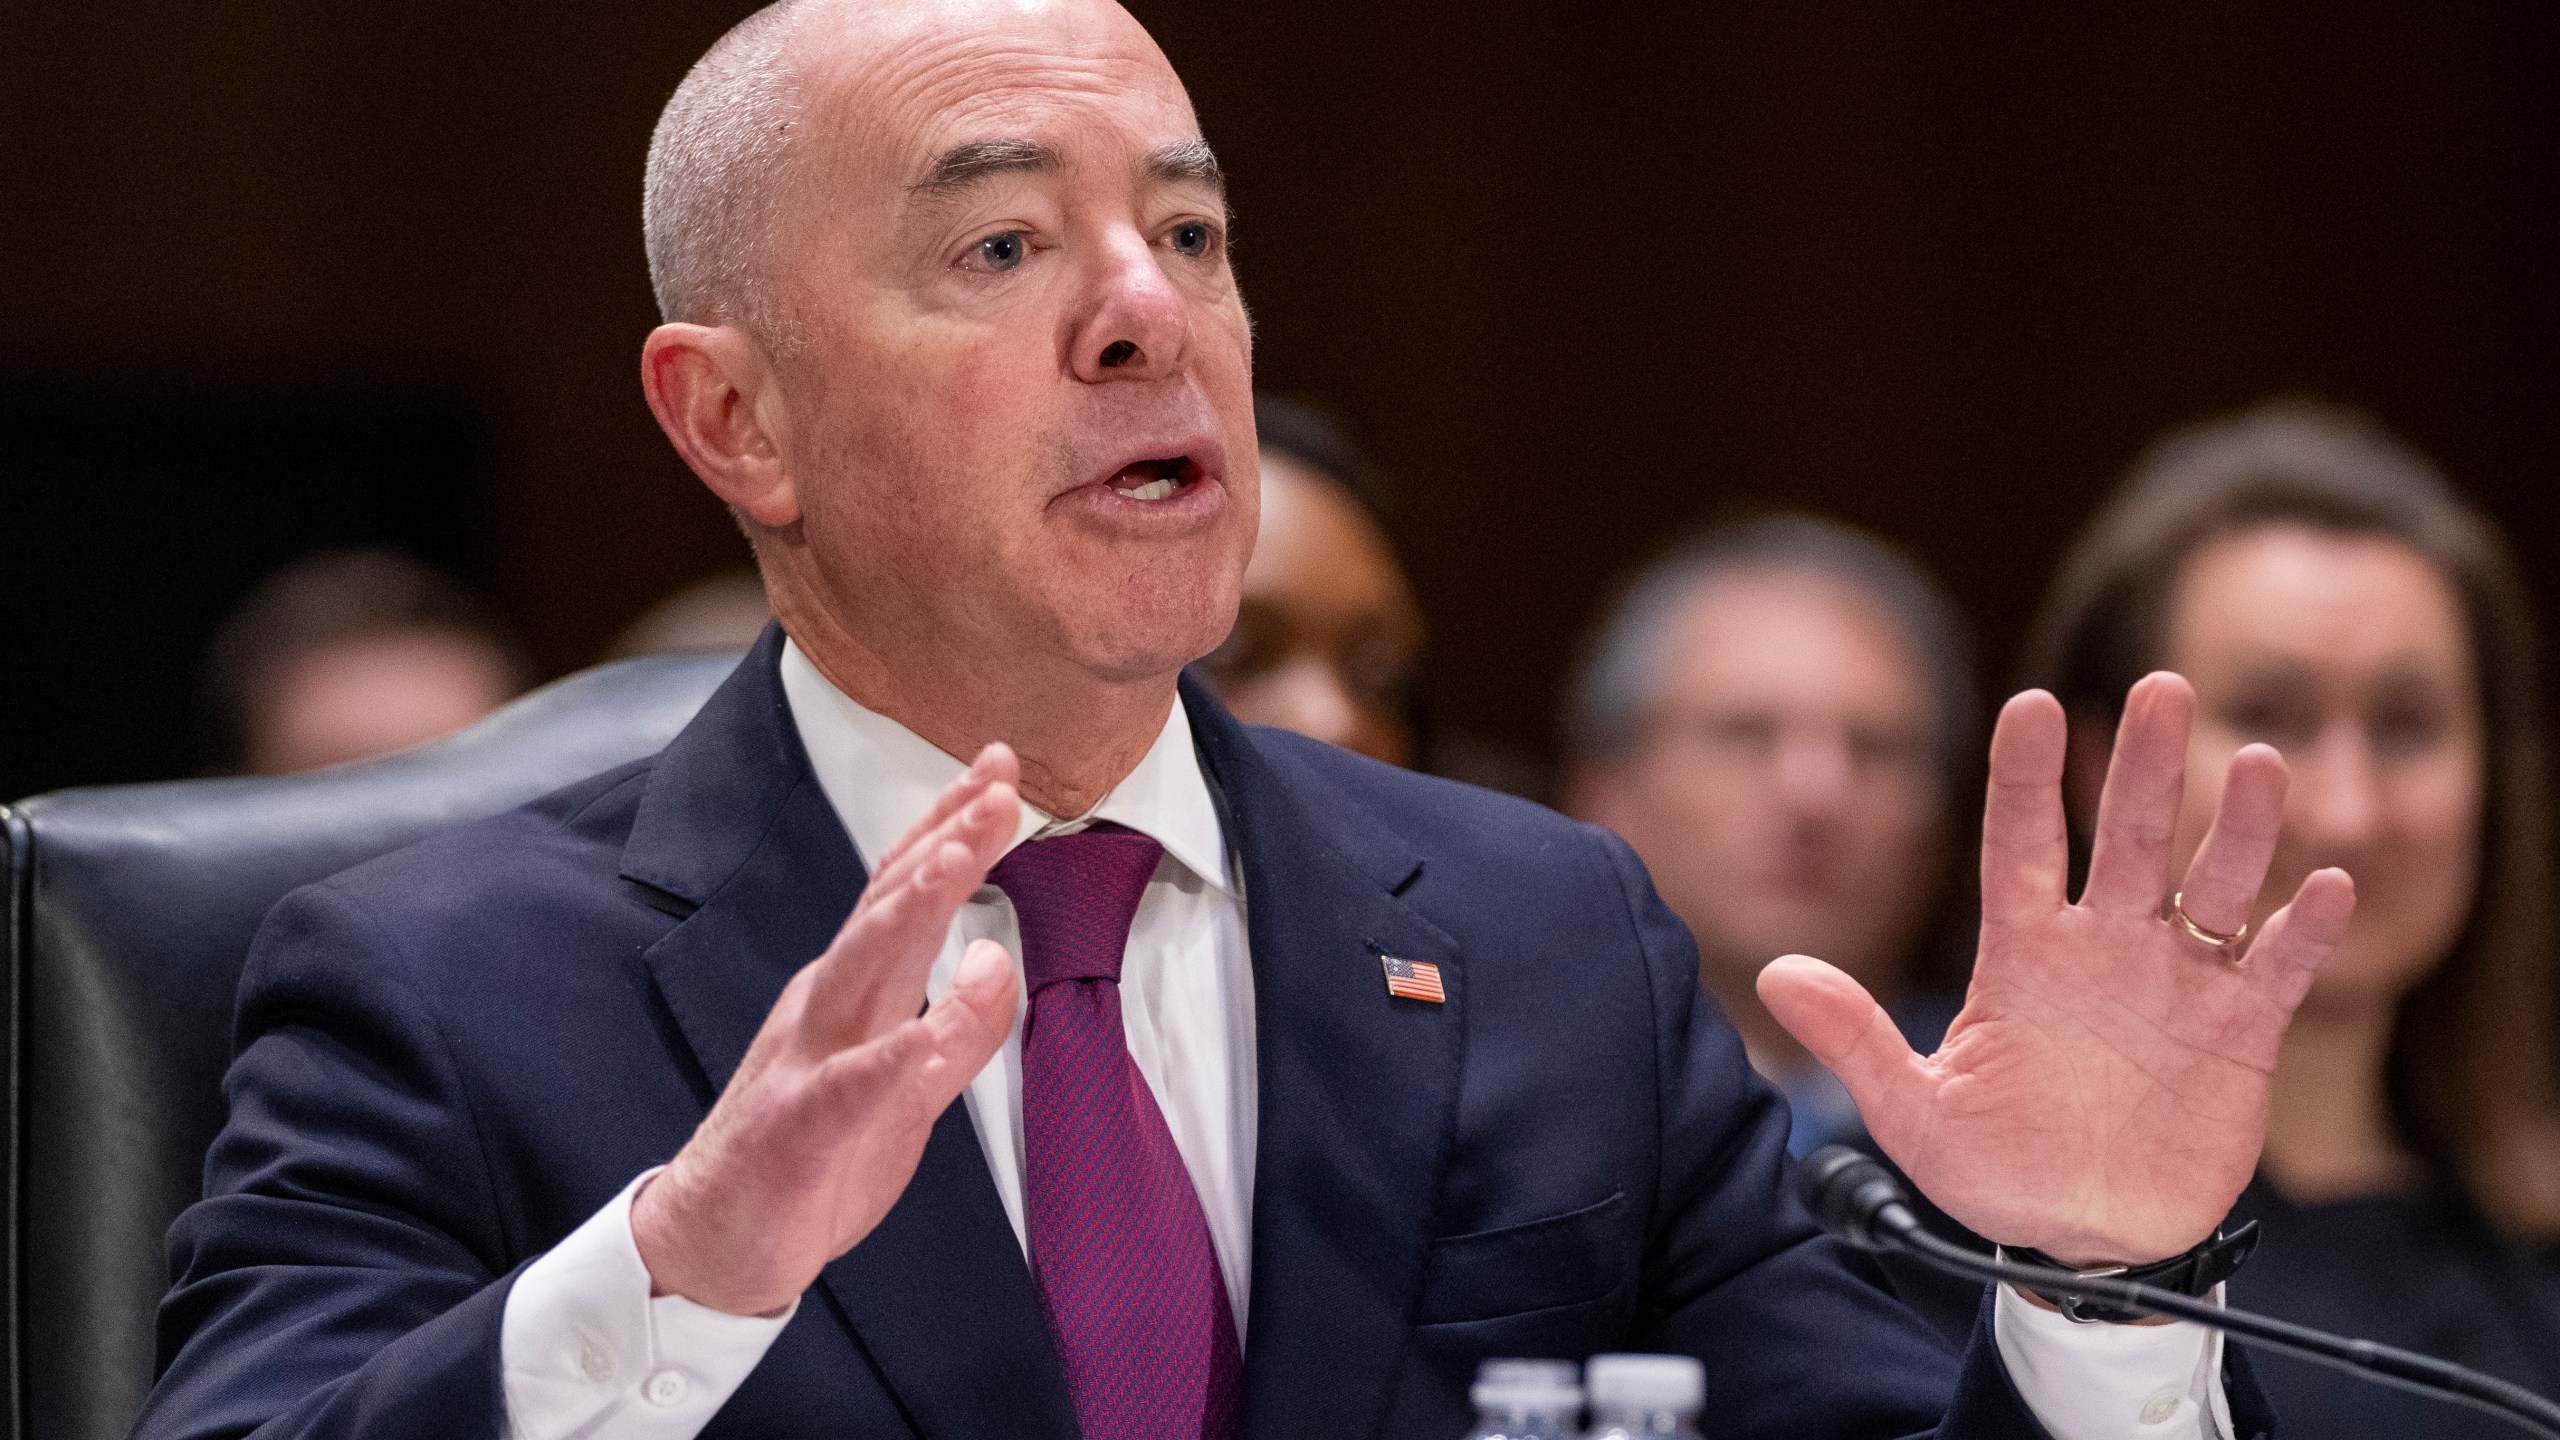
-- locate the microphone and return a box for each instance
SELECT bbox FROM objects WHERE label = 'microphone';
[1798,1146,2560,1439]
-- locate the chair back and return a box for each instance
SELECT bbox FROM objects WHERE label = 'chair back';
[0,651,741,1440]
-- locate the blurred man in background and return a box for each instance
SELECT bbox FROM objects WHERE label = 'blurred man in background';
[1190,396,1423,766]
[1565,514,1973,1153]
[204,548,530,774]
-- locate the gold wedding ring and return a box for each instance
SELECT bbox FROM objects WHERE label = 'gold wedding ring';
[2169,891,2249,952]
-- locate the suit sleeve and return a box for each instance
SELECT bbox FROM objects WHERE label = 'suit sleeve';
[1591,827,2280,1440]
[132,882,519,1440]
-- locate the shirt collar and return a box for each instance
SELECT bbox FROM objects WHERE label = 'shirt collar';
[777,636,1231,894]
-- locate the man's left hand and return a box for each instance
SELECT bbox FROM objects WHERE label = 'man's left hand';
[1759,672,2356,1266]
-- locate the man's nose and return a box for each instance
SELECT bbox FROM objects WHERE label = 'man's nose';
[1771,729,1855,814]
[2291,721,2382,847]
[1069,228,1191,382]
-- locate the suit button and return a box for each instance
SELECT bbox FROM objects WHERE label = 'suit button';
[2138,1391,2184,1425]
[578,1341,614,1383]
[644,1370,691,1408]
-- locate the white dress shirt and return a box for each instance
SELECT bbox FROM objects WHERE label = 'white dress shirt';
[499,638,2230,1440]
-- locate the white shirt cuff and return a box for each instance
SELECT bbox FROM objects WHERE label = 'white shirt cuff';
[1993,1281,2233,1440]
[501,1168,797,1440]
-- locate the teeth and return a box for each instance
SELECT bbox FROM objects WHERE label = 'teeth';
[1113,476,1181,501]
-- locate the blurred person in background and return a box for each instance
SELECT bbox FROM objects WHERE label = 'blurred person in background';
[609,569,775,659]
[2021,398,2560,1436]
[1563,514,1975,1155]
[1192,396,1548,797]
[204,548,531,775]
[1189,396,1423,766]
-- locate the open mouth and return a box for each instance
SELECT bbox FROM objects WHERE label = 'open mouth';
[1106,455,1204,502]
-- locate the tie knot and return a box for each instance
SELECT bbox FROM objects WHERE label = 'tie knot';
[988,821,1164,991]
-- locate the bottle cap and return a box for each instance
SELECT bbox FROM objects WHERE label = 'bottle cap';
[1585,1353,1704,1414]
[1470,1357,1583,1412]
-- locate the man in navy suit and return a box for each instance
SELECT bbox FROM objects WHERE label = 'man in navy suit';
[137,1,2356,1437]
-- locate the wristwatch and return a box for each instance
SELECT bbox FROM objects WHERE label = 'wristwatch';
[2000,1222,2261,1324]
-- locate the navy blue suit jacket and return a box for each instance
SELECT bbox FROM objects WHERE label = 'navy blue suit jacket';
[137,631,2273,1439]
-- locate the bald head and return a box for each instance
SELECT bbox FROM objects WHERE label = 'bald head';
[642,0,1189,344]
[643,1,807,335]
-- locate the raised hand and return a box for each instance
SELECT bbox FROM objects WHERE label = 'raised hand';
[633,744,1024,1315]
[1759,674,2356,1266]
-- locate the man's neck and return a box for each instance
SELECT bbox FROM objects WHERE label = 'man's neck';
[779,604,1176,819]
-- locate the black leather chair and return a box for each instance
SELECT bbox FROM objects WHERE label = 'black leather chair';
[0,650,744,1440]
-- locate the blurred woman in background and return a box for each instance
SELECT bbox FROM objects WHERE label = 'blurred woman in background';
[2021,399,2560,1436]
[1192,396,1425,766]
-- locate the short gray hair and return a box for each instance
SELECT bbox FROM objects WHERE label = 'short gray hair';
[1564,514,1977,774]
[642,2,812,336]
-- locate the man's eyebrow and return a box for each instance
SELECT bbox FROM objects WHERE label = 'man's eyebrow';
[909,139,1062,197]
[1141,140,1225,196]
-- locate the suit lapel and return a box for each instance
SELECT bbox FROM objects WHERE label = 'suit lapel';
[622,628,1077,1440]
[816,1110,1080,1440]
[1183,677,1466,1440]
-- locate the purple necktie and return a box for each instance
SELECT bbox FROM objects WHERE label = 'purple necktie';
[991,822,1243,1440]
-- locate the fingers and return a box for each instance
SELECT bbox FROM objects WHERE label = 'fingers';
[861,836,991,961]
[1758,955,1931,1142]
[813,822,1006,1037]
[920,941,1019,1078]
[824,942,1017,1122]
[2173,743,2288,939]
[805,756,1021,1043]
[832,750,1021,964]
[1980,691,2073,924]
[865,744,1020,897]
[2080,673,2195,916]
[2241,867,2355,1013]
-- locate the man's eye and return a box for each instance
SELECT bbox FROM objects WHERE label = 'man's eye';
[1169,221,1213,258]
[974,231,1027,272]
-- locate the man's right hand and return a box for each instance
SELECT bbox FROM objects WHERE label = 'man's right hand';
[631,744,1025,1316]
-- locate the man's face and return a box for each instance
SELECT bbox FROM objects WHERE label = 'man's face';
[1576,569,1949,1002]
[762,0,1257,685]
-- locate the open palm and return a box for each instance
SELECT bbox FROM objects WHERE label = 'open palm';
[1760,673,2355,1265]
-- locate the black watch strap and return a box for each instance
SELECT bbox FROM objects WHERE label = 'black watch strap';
[2002,1221,2261,1324]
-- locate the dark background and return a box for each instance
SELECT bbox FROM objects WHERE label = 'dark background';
[3,1,2554,800]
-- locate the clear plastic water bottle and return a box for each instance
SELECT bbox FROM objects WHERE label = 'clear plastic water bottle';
[1461,1358,1584,1440]
[1582,1354,1705,1440]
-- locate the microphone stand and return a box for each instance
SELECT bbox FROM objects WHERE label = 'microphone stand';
[1800,1146,2560,1439]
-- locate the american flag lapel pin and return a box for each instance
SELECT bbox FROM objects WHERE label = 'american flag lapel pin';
[1380,954,1446,1004]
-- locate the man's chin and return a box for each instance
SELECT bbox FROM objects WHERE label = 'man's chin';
[1072,633,1231,688]
[1032,570,1241,688]
[1030,602,1235,690]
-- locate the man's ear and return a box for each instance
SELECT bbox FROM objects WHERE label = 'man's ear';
[641,323,798,528]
